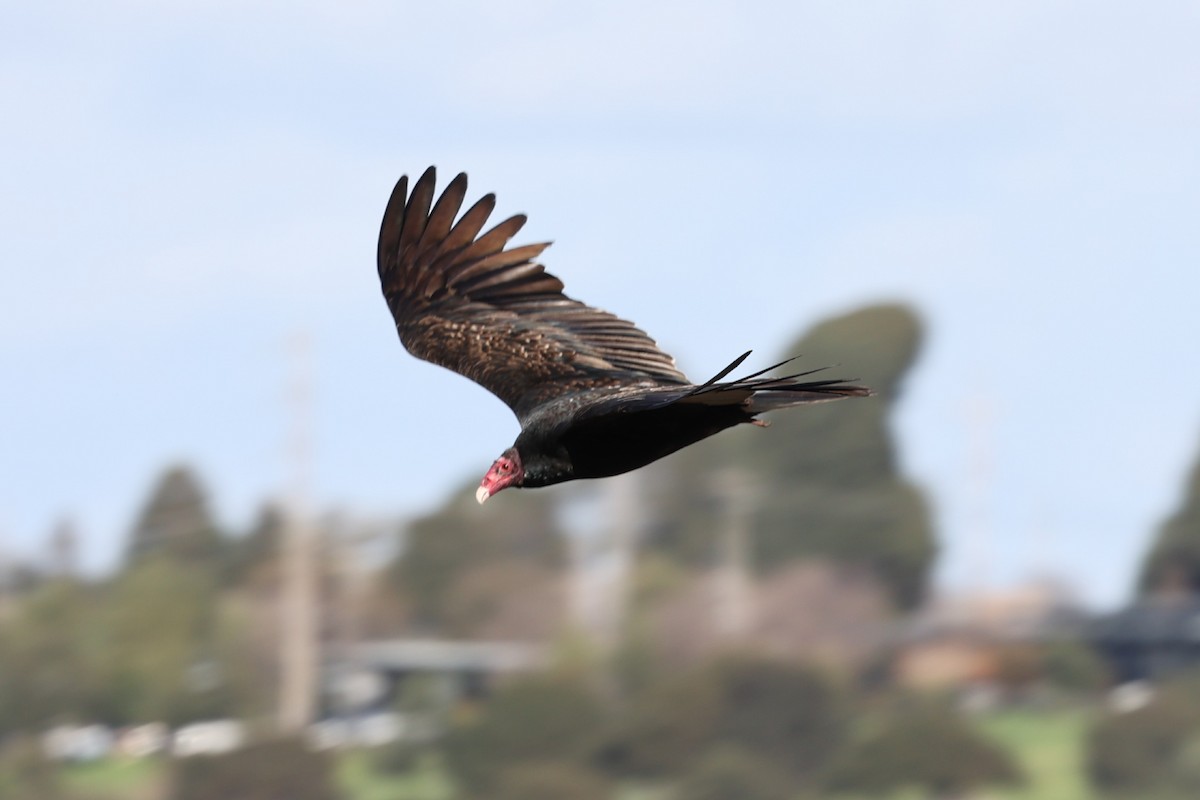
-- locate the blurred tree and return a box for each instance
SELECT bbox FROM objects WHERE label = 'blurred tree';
[171,737,338,800]
[829,698,1024,800]
[98,558,260,725]
[597,667,722,778]
[608,556,690,696]
[599,654,846,786]
[1175,732,1200,797]
[124,465,226,575]
[0,580,105,734]
[1039,641,1111,695]
[442,672,605,794]
[1139,442,1200,596]
[490,761,612,800]
[708,655,847,780]
[227,502,285,585]
[441,561,564,639]
[675,745,794,800]
[0,562,49,600]
[354,571,413,639]
[750,304,935,608]
[389,481,564,634]
[0,736,65,800]
[641,304,936,609]
[373,674,456,775]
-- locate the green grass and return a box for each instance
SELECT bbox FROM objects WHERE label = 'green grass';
[617,784,672,800]
[976,709,1093,800]
[823,709,1095,800]
[46,750,457,800]
[59,757,166,799]
[337,750,456,800]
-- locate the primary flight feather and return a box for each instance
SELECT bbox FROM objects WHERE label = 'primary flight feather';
[377,167,871,503]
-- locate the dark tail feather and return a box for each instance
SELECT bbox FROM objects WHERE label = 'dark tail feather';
[695,350,753,391]
[747,378,873,412]
[680,354,871,413]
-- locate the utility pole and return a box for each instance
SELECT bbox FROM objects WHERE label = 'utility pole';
[279,333,318,732]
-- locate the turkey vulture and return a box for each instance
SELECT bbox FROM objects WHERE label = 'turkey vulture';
[377,167,870,503]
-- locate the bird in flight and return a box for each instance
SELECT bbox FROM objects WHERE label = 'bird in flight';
[377,168,870,504]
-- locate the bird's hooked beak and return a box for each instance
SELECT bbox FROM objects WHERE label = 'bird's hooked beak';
[476,449,522,504]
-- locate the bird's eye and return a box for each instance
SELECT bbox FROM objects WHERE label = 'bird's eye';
[501,462,511,472]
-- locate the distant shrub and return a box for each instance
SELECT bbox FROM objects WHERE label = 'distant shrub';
[371,739,426,775]
[828,699,1023,798]
[676,746,794,800]
[0,736,64,800]
[170,737,338,800]
[597,654,847,786]
[442,673,605,793]
[708,655,848,779]
[490,761,612,800]
[595,670,721,777]
[1087,672,1200,796]
[1040,641,1111,694]
[373,673,453,776]
[1175,733,1200,795]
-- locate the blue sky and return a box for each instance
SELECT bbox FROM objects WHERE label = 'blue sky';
[2,2,1199,607]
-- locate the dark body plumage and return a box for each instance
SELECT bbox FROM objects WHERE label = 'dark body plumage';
[377,167,870,501]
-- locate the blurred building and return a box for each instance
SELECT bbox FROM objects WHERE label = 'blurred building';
[1089,593,1200,683]
[326,638,548,714]
[893,579,1088,689]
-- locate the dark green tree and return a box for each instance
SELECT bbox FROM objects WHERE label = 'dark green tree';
[829,698,1024,799]
[0,737,65,800]
[749,304,935,608]
[491,761,612,800]
[171,738,338,800]
[641,303,935,609]
[98,558,260,725]
[124,465,226,573]
[0,580,105,734]
[599,654,847,785]
[228,502,285,584]
[1040,641,1111,694]
[597,667,722,777]
[443,672,605,794]
[675,746,794,800]
[1139,442,1200,596]
[708,655,848,780]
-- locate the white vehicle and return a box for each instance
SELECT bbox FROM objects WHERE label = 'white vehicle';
[172,720,246,757]
[43,724,114,762]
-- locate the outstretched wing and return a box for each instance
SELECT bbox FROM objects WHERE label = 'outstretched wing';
[377,167,689,422]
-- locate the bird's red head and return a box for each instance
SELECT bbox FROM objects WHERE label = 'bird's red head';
[476,448,524,504]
